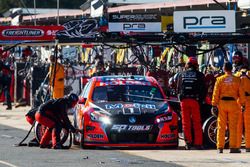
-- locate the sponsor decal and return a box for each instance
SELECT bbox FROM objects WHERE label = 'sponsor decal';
[99,80,151,86]
[111,125,152,132]
[159,116,172,122]
[123,107,141,115]
[87,134,104,139]
[109,13,160,22]
[105,103,156,110]
[123,23,146,31]
[0,26,64,41]
[174,10,235,33]
[141,104,156,109]
[109,13,161,32]
[123,104,134,108]
[161,134,175,139]
[56,19,98,38]
[128,116,136,124]
[2,29,44,37]
[104,77,146,81]
[105,103,123,109]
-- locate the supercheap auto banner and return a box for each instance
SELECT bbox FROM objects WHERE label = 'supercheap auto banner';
[0,26,64,41]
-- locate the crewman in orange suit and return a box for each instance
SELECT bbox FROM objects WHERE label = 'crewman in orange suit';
[211,62,245,153]
[49,54,65,98]
[235,67,250,152]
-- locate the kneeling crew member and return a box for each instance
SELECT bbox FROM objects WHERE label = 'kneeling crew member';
[35,93,79,149]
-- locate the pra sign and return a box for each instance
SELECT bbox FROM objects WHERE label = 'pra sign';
[174,10,235,33]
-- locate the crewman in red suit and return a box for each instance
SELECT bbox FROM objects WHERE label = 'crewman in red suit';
[177,57,206,150]
[35,93,79,149]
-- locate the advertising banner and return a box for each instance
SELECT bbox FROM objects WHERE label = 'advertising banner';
[108,13,161,32]
[0,26,64,41]
[174,10,236,33]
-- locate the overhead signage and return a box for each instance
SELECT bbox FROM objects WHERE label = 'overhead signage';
[174,10,236,33]
[108,13,161,33]
[56,19,98,39]
[0,26,64,41]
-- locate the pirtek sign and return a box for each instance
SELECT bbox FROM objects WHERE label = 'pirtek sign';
[174,10,236,33]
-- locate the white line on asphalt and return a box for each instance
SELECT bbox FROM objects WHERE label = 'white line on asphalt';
[0,160,19,167]
[1,135,14,139]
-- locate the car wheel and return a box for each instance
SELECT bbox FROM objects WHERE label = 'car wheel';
[34,121,69,145]
[202,116,229,148]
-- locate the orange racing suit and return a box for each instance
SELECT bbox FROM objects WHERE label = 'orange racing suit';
[235,70,250,149]
[212,73,245,149]
[49,63,65,98]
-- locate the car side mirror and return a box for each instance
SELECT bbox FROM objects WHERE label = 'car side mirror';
[78,98,86,104]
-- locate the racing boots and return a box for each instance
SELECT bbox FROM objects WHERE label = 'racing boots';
[185,143,192,150]
[52,143,63,149]
[217,148,223,153]
[229,148,241,153]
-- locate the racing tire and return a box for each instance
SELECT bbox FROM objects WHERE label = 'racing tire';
[34,122,69,145]
[202,116,229,148]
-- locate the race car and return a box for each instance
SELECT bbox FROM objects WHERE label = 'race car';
[73,75,178,148]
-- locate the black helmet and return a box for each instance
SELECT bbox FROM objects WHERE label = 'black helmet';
[66,93,79,107]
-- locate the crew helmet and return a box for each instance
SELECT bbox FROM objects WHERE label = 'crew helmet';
[187,57,198,66]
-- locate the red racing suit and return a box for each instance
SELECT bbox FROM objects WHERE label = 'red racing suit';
[35,98,76,147]
[25,108,38,125]
[178,68,206,146]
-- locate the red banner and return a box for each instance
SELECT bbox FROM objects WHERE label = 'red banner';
[0,26,64,41]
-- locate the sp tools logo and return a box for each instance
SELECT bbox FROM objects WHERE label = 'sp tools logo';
[183,16,225,29]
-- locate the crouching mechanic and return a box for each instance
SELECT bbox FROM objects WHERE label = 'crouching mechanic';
[35,93,80,149]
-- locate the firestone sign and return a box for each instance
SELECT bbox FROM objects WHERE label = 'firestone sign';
[174,10,236,33]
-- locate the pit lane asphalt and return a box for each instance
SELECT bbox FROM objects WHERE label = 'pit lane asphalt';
[0,104,250,167]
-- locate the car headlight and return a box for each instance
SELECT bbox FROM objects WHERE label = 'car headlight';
[90,111,111,124]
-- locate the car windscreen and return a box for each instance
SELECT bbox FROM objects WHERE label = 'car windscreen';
[92,85,164,102]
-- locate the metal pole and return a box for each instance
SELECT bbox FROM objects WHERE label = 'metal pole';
[57,0,60,25]
[34,0,36,25]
